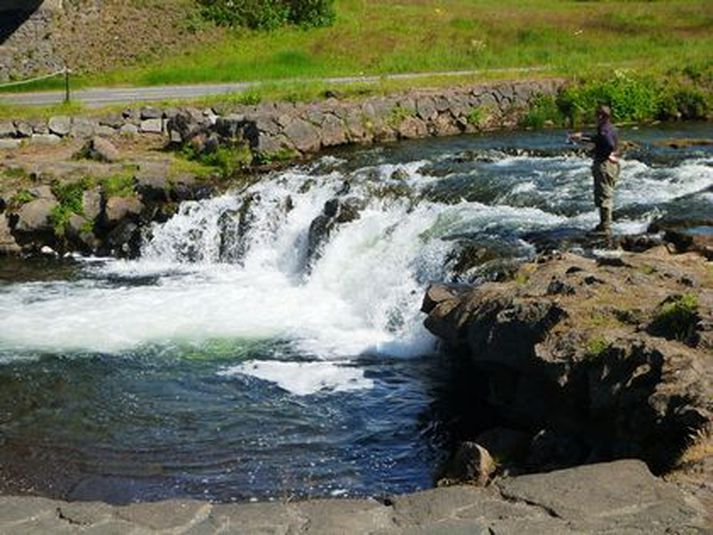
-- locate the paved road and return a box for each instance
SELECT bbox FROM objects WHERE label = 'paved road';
[0,67,548,108]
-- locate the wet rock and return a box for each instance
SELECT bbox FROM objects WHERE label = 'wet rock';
[66,214,99,254]
[306,197,366,265]
[218,193,259,264]
[105,220,141,258]
[446,243,499,279]
[439,442,495,486]
[421,283,467,314]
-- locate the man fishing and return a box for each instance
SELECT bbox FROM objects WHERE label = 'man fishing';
[569,105,620,234]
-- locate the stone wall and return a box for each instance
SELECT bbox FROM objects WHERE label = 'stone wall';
[0,0,65,82]
[0,78,566,154]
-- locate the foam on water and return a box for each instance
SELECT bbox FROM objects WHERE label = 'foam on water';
[219,360,373,396]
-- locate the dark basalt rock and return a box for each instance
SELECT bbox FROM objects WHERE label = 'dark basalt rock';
[306,197,366,267]
[424,249,712,476]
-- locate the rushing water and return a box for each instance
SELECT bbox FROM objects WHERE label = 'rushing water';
[0,124,711,504]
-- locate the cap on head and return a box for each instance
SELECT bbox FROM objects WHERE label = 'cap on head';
[597,105,612,119]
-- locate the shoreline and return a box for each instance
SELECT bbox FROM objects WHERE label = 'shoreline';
[0,460,709,533]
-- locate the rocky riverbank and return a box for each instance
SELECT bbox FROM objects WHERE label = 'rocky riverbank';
[422,240,713,514]
[0,460,709,533]
[0,79,565,258]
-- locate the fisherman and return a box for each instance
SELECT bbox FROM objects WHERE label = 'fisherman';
[569,105,620,233]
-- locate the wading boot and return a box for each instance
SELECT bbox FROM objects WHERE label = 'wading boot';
[591,206,613,235]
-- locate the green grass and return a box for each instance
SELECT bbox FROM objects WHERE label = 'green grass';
[585,335,610,359]
[3,0,711,91]
[0,101,84,120]
[101,173,135,198]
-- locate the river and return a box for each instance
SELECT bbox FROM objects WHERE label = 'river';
[0,123,711,504]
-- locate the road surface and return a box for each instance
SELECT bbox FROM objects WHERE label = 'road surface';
[0,68,548,108]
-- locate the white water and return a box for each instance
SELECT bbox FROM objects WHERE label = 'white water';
[1,148,711,393]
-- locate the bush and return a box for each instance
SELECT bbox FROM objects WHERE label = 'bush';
[657,87,710,120]
[199,0,335,30]
[648,293,700,343]
[558,71,660,125]
[521,94,564,128]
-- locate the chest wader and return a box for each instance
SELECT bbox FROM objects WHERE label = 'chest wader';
[592,159,620,232]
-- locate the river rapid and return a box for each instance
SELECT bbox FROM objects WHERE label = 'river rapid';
[0,124,711,504]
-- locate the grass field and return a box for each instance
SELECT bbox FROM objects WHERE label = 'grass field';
[85,0,711,87]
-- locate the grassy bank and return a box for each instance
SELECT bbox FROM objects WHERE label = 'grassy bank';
[87,0,712,87]
[1,0,711,92]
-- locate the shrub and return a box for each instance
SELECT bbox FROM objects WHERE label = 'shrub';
[199,0,335,30]
[648,293,700,343]
[657,87,710,120]
[50,178,92,236]
[290,0,335,27]
[558,71,661,125]
[521,94,564,128]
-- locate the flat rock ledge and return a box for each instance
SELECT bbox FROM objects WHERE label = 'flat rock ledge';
[0,460,709,534]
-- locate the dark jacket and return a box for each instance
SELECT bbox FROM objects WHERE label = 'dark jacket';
[591,121,618,161]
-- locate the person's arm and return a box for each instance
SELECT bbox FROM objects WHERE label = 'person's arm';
[568,131,594,143]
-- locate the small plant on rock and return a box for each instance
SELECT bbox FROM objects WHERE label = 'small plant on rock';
[585,336,610,359]
[9,190,34,208]
[649,293,700,343]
